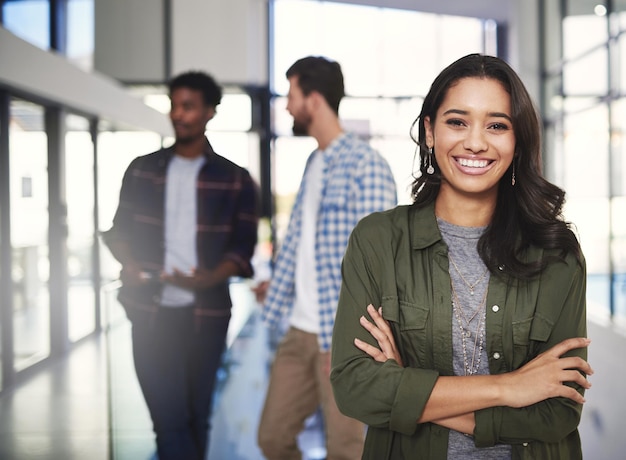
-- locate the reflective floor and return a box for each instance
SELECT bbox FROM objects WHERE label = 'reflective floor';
[0,281,625,460]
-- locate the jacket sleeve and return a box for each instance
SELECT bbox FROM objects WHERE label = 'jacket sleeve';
[474,253,588,447]
[101,157,139,249]
[223,169,259,277]
[330,216,439,436]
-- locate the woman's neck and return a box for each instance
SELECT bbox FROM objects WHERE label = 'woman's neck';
[435,191,495,227]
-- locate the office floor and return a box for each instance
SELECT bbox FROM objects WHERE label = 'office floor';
[0,281,625,459]
[0,281,326,460]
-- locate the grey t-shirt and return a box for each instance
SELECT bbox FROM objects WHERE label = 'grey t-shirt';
[439,218,512,459]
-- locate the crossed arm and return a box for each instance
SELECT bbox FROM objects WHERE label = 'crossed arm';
[355,304,593,435]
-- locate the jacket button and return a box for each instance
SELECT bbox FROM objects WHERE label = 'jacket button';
[491,305,500,313]
[522,442,529,447]
[493,352,501,360]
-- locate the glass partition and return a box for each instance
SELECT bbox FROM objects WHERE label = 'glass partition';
[66,113,96,342]
[10,97,50,370]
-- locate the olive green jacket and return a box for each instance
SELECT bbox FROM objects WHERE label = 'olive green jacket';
[330,204,587,460]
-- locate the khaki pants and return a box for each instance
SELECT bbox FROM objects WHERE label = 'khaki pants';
[258,327,365,460]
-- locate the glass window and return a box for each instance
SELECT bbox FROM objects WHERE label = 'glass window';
[271,0,492,242]
[563,47,608,97]
[610,99,626,198]
[272,1,485,98]
[561,105,611,320]
[616,32,626,96]
[563,2,609,59]
[66,113,96,342]
[67,0,95,71]
[2,0,50,50]
[612,196,626,326]
[561,104,610,197]
[10,97,50,370]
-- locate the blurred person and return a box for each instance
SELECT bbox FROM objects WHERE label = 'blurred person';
[254,56,397,459]
[330,53,592,459]
[103,71,259,460]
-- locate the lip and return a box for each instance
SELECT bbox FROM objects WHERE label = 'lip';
[453,156,494,175]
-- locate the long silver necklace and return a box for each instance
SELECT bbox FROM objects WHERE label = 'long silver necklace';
[449,253,489,296]
[451,282,487,375]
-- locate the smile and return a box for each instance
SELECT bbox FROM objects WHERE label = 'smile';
[457,158,490,168]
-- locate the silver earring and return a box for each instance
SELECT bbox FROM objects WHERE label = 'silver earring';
[511,163,516,186]
[426,147,435,175]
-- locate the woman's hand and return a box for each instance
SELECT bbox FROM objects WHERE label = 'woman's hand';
[354,304,404,367]
[499,337,593,407]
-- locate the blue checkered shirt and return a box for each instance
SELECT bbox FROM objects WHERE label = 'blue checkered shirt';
[261,132,397,351]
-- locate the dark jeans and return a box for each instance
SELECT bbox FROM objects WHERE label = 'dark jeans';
[131,306,230,460]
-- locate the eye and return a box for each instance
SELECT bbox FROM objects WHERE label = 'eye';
[445,118,466,127]
[488,122,510,131]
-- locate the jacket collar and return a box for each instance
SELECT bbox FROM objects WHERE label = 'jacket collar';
[410,202,442,250]
[164,137,216,161]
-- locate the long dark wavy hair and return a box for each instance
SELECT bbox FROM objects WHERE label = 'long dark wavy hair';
[410,53,582,279]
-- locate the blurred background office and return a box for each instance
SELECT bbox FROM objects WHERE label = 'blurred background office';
[0,0,624,459]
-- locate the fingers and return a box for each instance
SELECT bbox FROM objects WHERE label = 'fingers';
[359,307,392,353]
[558,355,594,377]
[356,304,403,366]
[505,338,594,407]
[559,385,587,405]
[561,368,592,390]
[367,304,393,336]
[354,338,386,363]
[546,337,591,359]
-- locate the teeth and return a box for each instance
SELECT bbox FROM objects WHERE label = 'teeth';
[458,158,488,168]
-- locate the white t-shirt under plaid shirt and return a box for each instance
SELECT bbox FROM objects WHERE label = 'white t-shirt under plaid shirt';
[261,132,397,351]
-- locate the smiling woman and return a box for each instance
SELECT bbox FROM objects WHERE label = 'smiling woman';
[424,77,516,217]
[330,54,591,460]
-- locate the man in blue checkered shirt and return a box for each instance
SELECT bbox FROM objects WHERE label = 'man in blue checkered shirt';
[256,56,397,460]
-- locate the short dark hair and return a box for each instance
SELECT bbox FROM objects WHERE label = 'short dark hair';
[168,71,223,108]
[286,56,345,115]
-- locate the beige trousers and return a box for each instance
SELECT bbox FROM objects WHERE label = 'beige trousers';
[258,327,365,460]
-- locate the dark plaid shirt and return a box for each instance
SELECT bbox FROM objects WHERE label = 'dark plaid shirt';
[104,139,259,321]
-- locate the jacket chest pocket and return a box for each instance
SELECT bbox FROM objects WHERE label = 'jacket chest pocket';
[511,315,554,368]
[381,296,431,367]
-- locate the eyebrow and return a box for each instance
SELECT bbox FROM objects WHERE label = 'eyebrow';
[442,108,512,122]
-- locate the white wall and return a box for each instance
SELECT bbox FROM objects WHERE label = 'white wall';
[94,0,166,83]
[94,0,269,86]
[172,0,268,86]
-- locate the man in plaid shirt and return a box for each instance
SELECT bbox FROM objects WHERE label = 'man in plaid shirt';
[256,56,397,460]
[103,71,258,460]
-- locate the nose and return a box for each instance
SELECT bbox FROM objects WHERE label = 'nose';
[463,126,488,153]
